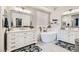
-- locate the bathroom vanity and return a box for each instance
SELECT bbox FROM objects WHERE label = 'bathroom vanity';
[0,7,39,52]
[57,29,79,44]
[57,8,79,45]
[6,28,38,51]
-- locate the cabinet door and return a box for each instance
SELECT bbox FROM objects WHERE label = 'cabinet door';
[7,33,16,42]
[75,32,79,39]
[23,32,28,46]
[15,32,24,48]
[57,30,69,42]
[24,31,37,46]
[27,31,34,41]
[69,31,79,44]
[69,35,75,44]
[7,33,17,51]
[7,42,16,51]
[27,31,34,44]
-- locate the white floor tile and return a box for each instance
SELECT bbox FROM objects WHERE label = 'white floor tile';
[36,42,70,52]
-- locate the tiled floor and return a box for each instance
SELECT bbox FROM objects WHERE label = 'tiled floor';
[36,42,70,52]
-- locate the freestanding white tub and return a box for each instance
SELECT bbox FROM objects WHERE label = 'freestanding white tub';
[41,31,57,43]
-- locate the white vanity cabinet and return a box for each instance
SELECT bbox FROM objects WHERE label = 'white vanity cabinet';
[15,32,25,48]
[57,30,69,43]
[68,31,79,44]
[23,31,37,46]
[57,30,79,44]
[68,31,76,44]
[7,32,17,51]
[7,29,37,52]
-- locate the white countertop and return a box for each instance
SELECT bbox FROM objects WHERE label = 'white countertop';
[7,28,36,33]
[65,28,79,32]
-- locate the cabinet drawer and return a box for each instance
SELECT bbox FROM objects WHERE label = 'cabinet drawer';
[10,45,16,48]
[7,38,16,43]
[9,45,16,51]
[10,38,16,41]
[7,35,15,39]
[11,41,16,44]
[7,41,16,46]
[7,43,16,51]
[8,33,16,37]
[69,35,75,44]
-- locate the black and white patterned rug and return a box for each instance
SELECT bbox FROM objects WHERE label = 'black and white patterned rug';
[55,40,75,51]
[12,45,42,52]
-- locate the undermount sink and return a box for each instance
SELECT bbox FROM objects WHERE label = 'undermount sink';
[41,31,57,43]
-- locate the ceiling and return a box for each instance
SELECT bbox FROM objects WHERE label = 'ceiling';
[20,6,79,12]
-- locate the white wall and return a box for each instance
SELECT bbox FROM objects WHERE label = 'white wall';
[36,10,50,27]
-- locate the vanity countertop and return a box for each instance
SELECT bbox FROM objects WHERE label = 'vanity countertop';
[7,28,36,33]
[63,28,79,32]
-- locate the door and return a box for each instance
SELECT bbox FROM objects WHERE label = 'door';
[36,10,50,27]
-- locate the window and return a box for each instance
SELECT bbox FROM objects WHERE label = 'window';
[75,18,79,26]
[74,18,79,27]
[4,18,9,28]
[16,18,22,27]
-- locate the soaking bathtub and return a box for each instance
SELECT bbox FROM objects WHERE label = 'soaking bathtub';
[41,31,57,43]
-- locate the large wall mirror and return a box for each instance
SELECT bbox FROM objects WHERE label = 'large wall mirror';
[61,14,79,28]
[61,15,72,28]
[10,11,32,28]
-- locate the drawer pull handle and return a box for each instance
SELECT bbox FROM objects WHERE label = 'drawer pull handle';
[11,42,15,44]
[11,46,15,48]
[11,38,15,40]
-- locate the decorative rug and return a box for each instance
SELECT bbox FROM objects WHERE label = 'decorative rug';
[12,44,42,52]
[55,40,75,51]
